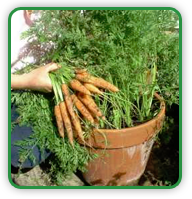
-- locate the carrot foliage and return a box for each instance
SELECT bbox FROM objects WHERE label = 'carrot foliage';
[11,90,97,184]
[21,10,179,126]
[12,10,179,183]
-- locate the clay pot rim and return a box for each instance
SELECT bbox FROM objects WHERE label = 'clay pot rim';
[93,92,165,134]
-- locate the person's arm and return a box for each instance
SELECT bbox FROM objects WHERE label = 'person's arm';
[11,63,60,92]
[11,73,31,90]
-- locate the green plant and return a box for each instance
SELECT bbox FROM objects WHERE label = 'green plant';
[12,9,179,183]
[21,9,179,124]
[11,90,97,185]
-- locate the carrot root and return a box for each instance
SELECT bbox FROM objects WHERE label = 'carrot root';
[61,84,84,142]
[54,105,65,138]
[77,93,103,118]
[71,94,95,124]
[75,73,119,92]
[59,102,74,146]
[70,79,91,95]
[83,83,103,95]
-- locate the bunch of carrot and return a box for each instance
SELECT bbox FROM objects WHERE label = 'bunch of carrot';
[50,67,119,146]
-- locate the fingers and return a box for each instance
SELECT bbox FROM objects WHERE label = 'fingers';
[45,63,61,72]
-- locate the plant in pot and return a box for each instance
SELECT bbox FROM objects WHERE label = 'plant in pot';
[10,9,179,186]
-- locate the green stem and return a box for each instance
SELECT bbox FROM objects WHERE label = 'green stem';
[61,76,65,84]
[49,74,59,105]
[55,81,64,102]
[146,63,157,116]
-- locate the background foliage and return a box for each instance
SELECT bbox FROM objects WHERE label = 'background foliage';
[22,10,179,124]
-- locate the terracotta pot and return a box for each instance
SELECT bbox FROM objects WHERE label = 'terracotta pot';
[81,93,165,186]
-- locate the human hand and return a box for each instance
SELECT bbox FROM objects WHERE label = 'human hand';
[11,63,61,92]
[25,63,61,92]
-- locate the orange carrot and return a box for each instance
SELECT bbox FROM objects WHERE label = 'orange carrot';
[54,105,65,138]
[59,102,74,146]
[71,94,95,124]
[77,93,103,118]
[72,126,78,139]
[70,79,91,95]
[75,68,87,74]
[83,83,103,95]
[73,112,85,142]
[61,84,84,142]
[75,73,119,92]
[75,73,92,83]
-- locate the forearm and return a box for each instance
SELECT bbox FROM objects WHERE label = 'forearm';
[11,63,60,92]
[11,74,30,90]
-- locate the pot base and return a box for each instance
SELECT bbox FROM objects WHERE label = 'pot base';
[83,138,155,186]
